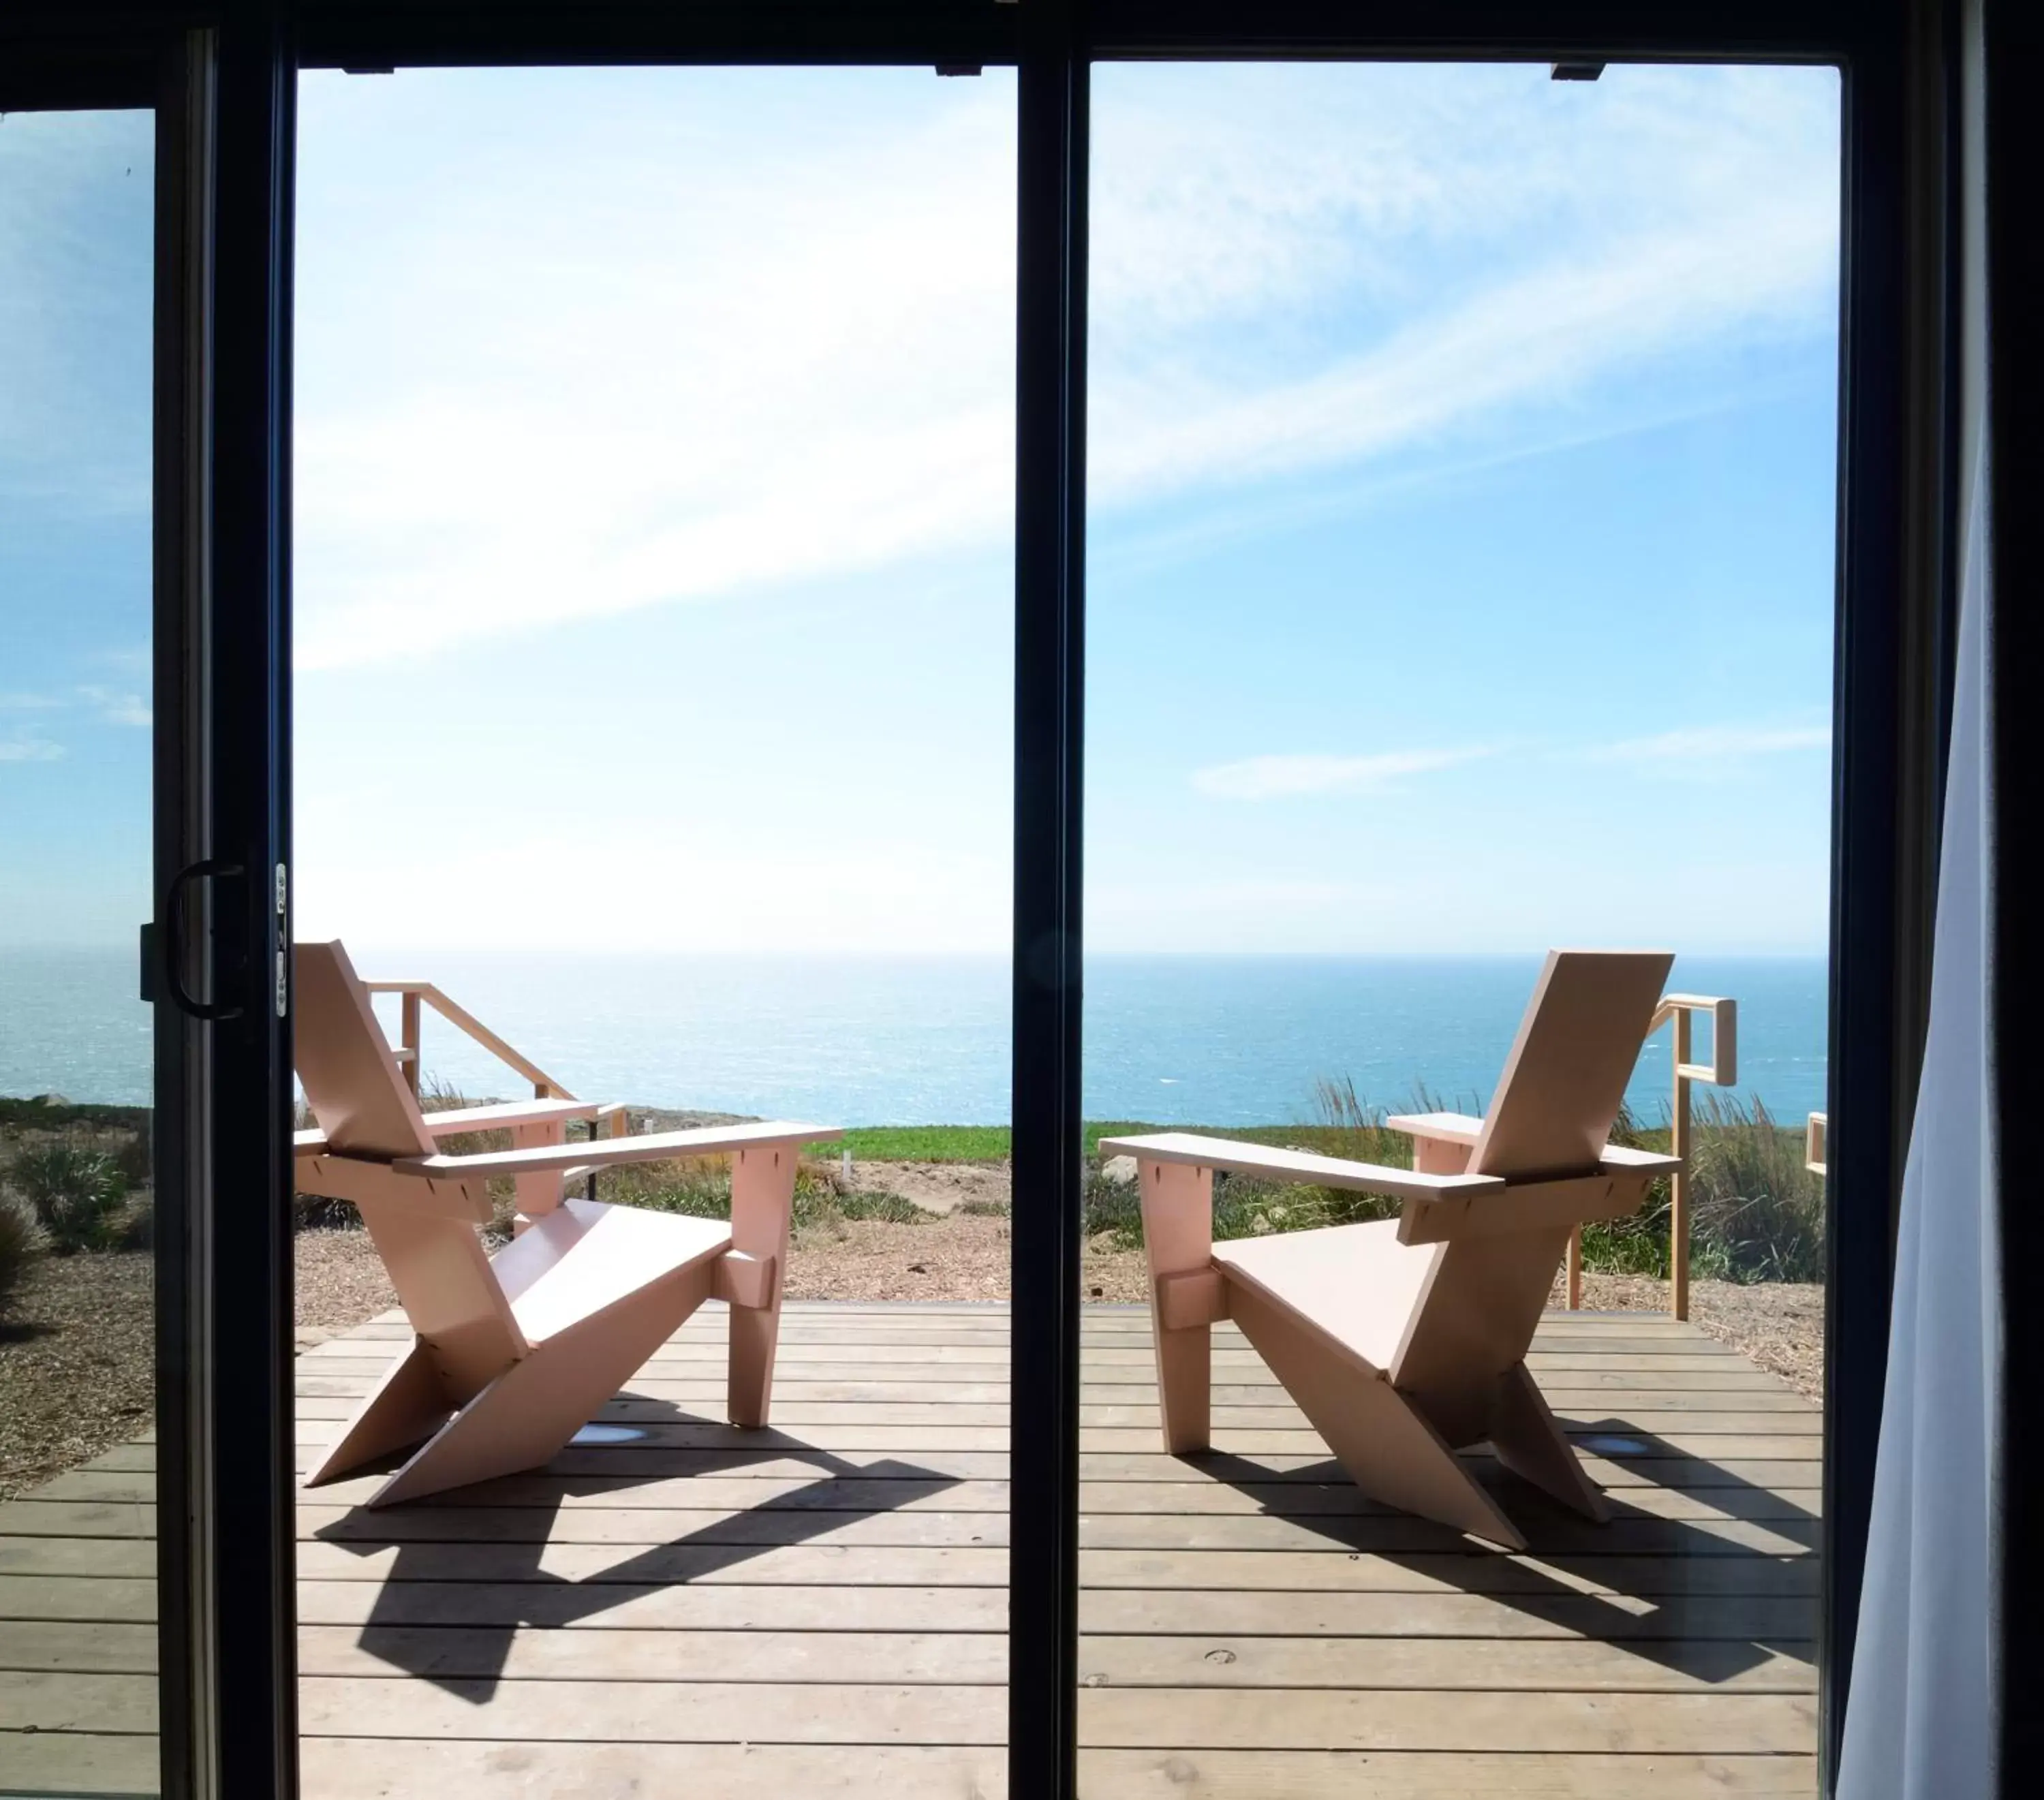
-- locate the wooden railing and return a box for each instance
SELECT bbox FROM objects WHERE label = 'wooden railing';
[1564,992,1738,1322]
[364,980,635,1194]
[362,980,578,1104]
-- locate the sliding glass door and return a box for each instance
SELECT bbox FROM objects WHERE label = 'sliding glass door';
[3,19,300,1797]
[0,97,165,1800]
[1077,57,1842,1790]
[1,7,1936,1799]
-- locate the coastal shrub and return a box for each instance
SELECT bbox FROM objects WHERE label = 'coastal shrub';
[1080,1078,1824,1286]
[10,1144,129,1254]
[1572,1095,1824,1284]
[118,1196,155,1253]
[1577,1101,1678,1275]
[108,1123,153,1191]
[1,1190,44,1312]
[1688,1094,1825,1282]
[615,1154,927,1234]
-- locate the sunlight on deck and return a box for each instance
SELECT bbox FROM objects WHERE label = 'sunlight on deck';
[0,1302,1817,1797]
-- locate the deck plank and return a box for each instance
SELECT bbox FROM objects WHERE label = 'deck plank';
[0,1303,1820,1798]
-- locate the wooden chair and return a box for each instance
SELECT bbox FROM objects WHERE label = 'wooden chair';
[293,939,838,1508]
[1100,950,1682,1551]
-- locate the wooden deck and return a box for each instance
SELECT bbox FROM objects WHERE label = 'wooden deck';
[1,1301,1818,1797]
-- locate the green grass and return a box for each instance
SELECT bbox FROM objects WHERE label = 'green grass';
[814,1125,1012,1162]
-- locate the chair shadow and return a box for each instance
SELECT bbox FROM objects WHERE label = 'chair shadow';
[1181,1422,1817,1683]
[307,1391,967,1702]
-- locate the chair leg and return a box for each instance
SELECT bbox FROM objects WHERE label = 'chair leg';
[363,1263,715,1508]
[1226,1277,1528,1550]
[1141,1158,1216,1454]
[305,1339,450,1487]
[1489,1359,1609,1523]
[727,1143,797,1428]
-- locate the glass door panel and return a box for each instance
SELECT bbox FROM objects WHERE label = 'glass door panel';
[1079,61,1840,1793]
[289,65,1016,1792]
[0,103,161,1799]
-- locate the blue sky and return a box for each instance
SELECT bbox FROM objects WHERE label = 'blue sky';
[1,63,1840,957]
[1,108,155,946]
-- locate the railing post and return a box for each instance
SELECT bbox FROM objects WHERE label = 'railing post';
[1670,1007,1693,1320]
[1566,1226,1582,1309]
[400,989,421,1096]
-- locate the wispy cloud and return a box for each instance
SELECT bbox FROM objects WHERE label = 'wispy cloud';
[0,738,65,764]
[286,63,1839,670]
[1194,745,1491,801]
[1583,722,1831,768]
[76,685,151,728]
[0,687,151,730]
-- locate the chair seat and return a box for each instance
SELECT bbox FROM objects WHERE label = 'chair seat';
[1213,1217,1442,1375]
[491,1197,733,1345]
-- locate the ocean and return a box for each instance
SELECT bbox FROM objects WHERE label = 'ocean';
[0,947,1828,1129]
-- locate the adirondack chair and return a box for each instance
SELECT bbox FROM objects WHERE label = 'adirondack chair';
[1100,949,1682,1551]
[292,939,837,1508]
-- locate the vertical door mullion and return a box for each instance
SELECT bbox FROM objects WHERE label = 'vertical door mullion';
[1821,37,1914,1796]
[1011,3,1089,1796]
[202,4,299,1795]
[151,27,213,1797]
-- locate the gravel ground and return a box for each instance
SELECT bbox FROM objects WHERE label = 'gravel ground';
[1551,1269,1827,1398]
[294,1223,397,1332]
[0,1251,155,1502]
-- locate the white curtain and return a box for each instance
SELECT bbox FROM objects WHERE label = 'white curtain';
[1837,6,2001,1787]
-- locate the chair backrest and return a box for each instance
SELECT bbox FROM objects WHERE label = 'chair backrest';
[295,940,437,1159]
[1467,950,1674,1179]
[295,940,526,1393]
[1392,949,1672,1427]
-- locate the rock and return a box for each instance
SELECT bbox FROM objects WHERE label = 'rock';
[1100,1154,1139,1186]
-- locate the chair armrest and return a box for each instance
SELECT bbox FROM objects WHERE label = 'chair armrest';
[1096,1132,1504,1204]
[396,1119,839,1180]
[1598,1145,1682,1177]
[1382,1111,1484,1145]
[420,1098,600,1136]
[296,1099,603,1158]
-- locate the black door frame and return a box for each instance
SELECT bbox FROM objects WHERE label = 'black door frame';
[0,4,1942,1797]
[2,8,301,1796]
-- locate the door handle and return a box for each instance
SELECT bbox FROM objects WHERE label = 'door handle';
[159,858,248,1021]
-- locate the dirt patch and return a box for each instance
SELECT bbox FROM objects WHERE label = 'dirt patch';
[0,1250,155,1502]
[783,1213,1014,1301]
[852,1160,1010,1217]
